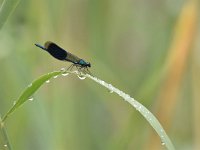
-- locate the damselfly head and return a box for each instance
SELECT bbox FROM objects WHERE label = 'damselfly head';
[35,41,91,68]
[79,59,91,67]
[87,62,91,67]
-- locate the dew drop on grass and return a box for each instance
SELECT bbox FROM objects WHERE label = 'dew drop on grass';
[107,84,114,93]
[135,105,142,112]
[13,101,16,105]
[60,68,66,71]
[53,75,59,78]
[133,103,138,108]
[149,117,152,121]
[46,80,50,83]
[160,135,165,146]
[28,83,32,87]
[77,75,86,80]
[101,81,105,84]
[4,144,7,147]
[62,72,69,76]
[28,97,34,101]
[161,141,165,146]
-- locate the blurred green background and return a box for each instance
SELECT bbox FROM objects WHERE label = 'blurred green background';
[0,0,199,149]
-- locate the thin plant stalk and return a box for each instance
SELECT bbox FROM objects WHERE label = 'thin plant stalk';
[0,0,20,30]
[0,116,12,150]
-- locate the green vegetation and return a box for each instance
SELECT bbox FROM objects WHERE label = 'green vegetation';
[0,0,199,149]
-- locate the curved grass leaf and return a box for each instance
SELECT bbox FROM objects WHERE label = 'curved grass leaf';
[85,74,175,150]
[0,116,12,150]
[2,70,175,150]
[0,0,20,30]
[2,71,62,122]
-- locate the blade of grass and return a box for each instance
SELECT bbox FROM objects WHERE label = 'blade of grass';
[0,116,12,150]
[0,0,20,30]
[2,70,175,150]
[2,71,62,122]
[84,74,175,150]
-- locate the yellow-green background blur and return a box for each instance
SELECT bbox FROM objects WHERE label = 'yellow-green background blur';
[0,0,199,149]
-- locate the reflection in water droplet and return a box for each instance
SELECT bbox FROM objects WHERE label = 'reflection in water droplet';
[28,83,32,87]
[133,103,138,108]
[62,72,69,76]
[161,141,165,145]
[137,105,142,112]
[53,75,59,78]
[28,97,34,101]
[46,80,50,83]
[77,75,86,80]
[4,144,7,147]
[60,68,66,71]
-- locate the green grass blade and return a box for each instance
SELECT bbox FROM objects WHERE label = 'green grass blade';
[0,0,20,30]
[0,116,12,150]
[85,74,175,150]
[2,71,62,122]
[2,70,175,150]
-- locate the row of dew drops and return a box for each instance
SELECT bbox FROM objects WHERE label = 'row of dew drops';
[11,67,167,147]
[13,67,87,105]
[90,76,166,146]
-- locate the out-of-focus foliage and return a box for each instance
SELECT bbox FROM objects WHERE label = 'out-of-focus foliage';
[0,0,199,149]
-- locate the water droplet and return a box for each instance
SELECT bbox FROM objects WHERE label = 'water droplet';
[13,101,16,105]
[60,68,66,71]
[101,81,105,84]
[28,97,34,101]
[46,80,50,83]
[4,144,7,147]
[53,75,59,78]
[28,83,32,87]
[77,75,86,80]
[136,105,142,112]
[62,72,69,76]
[108,84,112,88]
[133,103,138,108]
[161,141,165,145]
